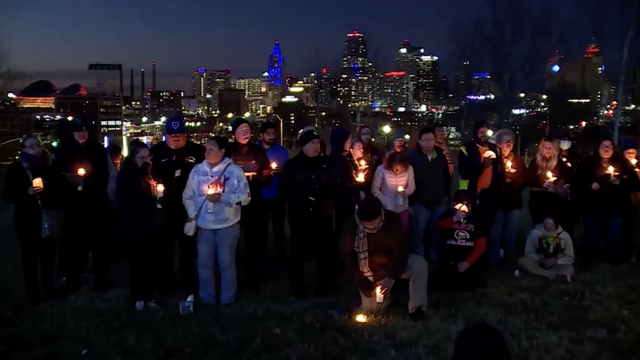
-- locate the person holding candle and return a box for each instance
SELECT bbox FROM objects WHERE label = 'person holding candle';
[383,129,407,163]
[2,135,65,305]
[409,127,451,264]
[576,138,640,267]
[54,116,112,294]
[622,142,640,261]
[524,137,572,232]
[458,121,504,242]
[349,140,373,196]
[150,117,205,299]
[256,122,290,265]
[183,136,251,305]
[280,128,338,299]
[489,129,525,266]
[371,151,415,231]
[357,125,383,170]
[116,140,161,310]
[340,196,428,321]
[431,190,488,292]
[227,116,272,292]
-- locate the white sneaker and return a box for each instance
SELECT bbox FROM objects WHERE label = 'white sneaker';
[145,301,160,310]
[135,301,144,311]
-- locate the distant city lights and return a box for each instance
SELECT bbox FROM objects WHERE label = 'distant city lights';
[568,99,591,103]
[467,94,495,101]
[7,92,16,98]
[281,95,299,103]
[289,87,304,93]
[399,48,408,54]
[103,135,109,148]
[142,116,148,122]
[420,55,439,61]
[160,116,166,122]
[397,107,406,112]
[382,125,391,134]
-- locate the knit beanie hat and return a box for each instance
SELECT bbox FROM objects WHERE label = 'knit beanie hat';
[230,116,250,134]
[298,127,319,148]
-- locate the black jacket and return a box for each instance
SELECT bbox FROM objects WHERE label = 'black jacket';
[525,160,572,225]
[279,151,336,218]
[150,141,204,208]
[409,146,452,208]
[117,161,159,241]
[2,156,65,234]
[53,139,110,208]
[459,140,504,201]
[227,141,272,202]
[330,127,360,213]
[501,153,525,210]
[575,155,640,216]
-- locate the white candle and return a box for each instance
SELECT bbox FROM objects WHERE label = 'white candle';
[206,186,215,213]
[32,177,43,190]
[397,186,404,206]
[156,184,165,208]
[77,168,85,191]
[375,285,384,303]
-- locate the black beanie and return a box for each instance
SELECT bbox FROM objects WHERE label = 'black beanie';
[230,116,250,134]
[473,121,489,137]
[298,127,319,148]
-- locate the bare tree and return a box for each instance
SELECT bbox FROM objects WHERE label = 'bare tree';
[450,0,569,127]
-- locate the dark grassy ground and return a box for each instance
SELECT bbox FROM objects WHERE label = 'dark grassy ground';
[1,169,640,360]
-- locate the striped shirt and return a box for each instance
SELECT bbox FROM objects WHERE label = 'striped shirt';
[438,145,454,177]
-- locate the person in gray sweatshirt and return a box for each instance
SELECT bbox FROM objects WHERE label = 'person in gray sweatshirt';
[518,215,575,281]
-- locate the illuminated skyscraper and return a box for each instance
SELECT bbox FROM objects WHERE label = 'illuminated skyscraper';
[268,41,284,86]
[342,31,369,71]
[396,39,424,74]
[415,55,440,106]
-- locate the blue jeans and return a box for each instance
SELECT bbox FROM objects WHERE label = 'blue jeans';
[489,210,520,264]
[410,202,447,264]
[196,223,241,304]
[583,215,622,264]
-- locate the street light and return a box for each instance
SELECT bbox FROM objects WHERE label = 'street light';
[404,134,410,140]
[160,116,166,122]
[227,113,234,119]
[142,116,148,123]
[67,116,73,121]
[487,129,494,137]
[244,112,251,118]
[382,125,391,134]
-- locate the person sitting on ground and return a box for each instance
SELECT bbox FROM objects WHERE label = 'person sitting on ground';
[453,322,512,360]
[518,215,574,281]
[431,190,487,292]
[340,196,428,322]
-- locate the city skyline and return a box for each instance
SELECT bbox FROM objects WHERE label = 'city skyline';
[2,0,618,92]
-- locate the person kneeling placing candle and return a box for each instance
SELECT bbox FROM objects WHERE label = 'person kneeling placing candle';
[340,196,428,322]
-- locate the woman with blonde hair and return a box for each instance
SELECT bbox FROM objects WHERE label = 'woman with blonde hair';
[525,137,572,230]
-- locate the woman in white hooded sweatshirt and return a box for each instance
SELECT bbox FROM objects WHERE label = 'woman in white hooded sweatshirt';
[183,136,250,304]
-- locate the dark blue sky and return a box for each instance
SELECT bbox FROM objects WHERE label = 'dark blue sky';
[2,0,616,91]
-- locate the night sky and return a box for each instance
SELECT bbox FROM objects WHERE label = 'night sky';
[1,0,619,92]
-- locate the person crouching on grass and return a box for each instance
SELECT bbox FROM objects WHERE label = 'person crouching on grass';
[430,190,487,292]
[340,196,428,322]
[518,214,575,281]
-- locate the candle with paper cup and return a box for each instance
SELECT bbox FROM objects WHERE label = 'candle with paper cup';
[77,168,86,191]
[375,285,384,303]
[270,161,278,171]
[32,177,43,190]
[397,186,405,206]
[156,184,165,208]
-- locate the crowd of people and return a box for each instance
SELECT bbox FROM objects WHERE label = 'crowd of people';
[3,116,640,324]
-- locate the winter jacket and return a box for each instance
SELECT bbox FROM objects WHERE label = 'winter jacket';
[330,127,360,212]
[227,141,272,202]
[150,141,205,208]
[524,224,575,265]
[116,161,158,241]
[525,160,571,225]
[409,146,452,208]
[371,165,416,213]
[500,153,525,210]
[182,158,251,230]
[458,140,504,200]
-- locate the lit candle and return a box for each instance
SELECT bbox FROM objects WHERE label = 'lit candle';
[632,159,637,166]
[354,314,368,323]
[77,168,85,191]
[359,160,366,168]
[397,185,405,206]
[607,165,615,179]
[506,160,512,172]
[207,187,215,195]
[32,177,43,190]
[356,172,365,183]
[546,171,556,182]
[270,161,278,170]
[156,184,165,208]
[375,285,384,303]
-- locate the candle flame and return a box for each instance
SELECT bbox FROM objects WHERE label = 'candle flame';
[207,187,215,195]
[607,166,615,173]
[156,184,165,192]
[359,160,366,167]
[375,286,381,295]
[77,168,86,177]
[354,314,368,323]
[632,158,638,165]
[356,172,365,182]
[506,160,512,168]
[270,161,278,169]
[397,186,404,192]
[546,171,554,179]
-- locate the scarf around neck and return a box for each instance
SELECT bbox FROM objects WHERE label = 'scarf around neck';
[354,209,385,282]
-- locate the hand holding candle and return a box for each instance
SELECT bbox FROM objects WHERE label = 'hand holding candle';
[375,285,384,303]
[607,165,616,179]
[156,183,165,208]
[356,172,365,183]
[506,160,512,172]
[546,171,557,182]
[77,168,85,191]
[397,185,405,206]
[32,177,43,190]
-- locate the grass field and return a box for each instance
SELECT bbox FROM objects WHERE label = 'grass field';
[1,172,640,359]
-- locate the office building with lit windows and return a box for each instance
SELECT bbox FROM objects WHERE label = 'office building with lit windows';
[415,55,440,107]
[342,31,369,71]
[383,71,409,110]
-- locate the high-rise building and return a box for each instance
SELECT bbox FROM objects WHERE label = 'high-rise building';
[396,39,424,74]
[191,68,208,97]
[342,31,369,71]
[232,78,263,113]
[318,67,333,106]
[268,41,285,86]
[383,71,409,110]
[149,90,185,118]
[415,55,440,107]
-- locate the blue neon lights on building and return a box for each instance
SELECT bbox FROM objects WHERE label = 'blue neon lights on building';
[268,41,284,86]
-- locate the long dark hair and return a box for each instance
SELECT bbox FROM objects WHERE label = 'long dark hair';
[122,139,149,169]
